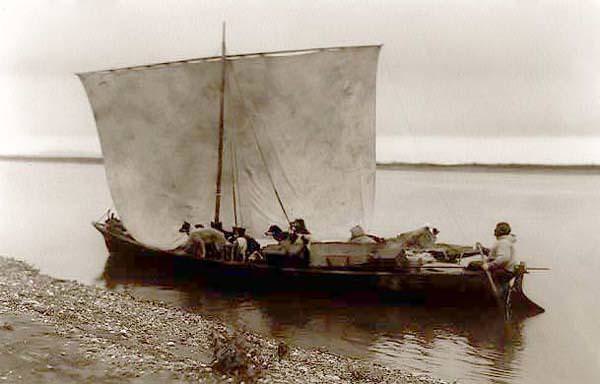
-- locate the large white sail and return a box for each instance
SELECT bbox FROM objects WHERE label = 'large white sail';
[79,45,380,249]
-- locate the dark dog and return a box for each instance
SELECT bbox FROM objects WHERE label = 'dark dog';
[264,224,297,243]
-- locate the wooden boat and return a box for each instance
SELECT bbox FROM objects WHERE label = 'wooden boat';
[80,26,543,317]
[93,219,544,317]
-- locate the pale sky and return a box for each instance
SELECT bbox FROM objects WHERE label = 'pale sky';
[1,0,600,163]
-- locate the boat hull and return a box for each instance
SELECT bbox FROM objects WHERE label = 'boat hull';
[94,222,543,315]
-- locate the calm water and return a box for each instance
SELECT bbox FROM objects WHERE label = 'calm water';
[1,160,599,384]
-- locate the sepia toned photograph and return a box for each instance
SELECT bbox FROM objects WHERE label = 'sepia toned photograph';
[0,1,598,383]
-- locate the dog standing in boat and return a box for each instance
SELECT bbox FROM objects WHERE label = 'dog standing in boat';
[265,222,310,266]
[231,226,262,262]
[178,221,227,259]
[264,225,295,245]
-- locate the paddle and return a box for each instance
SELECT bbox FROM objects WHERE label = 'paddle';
[476,243,504,309]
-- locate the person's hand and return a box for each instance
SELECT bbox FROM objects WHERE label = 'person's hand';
[482,262,489,271]
[476,242,490,256]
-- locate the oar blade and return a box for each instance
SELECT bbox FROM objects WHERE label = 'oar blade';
[510,289,545,316]
[509,273,545,317]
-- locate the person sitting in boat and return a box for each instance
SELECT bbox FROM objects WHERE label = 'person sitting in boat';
[349,225,383,244]
[290,218,311,245]
[264,224,309,266]
[290,218,311,265]
[483,222,517,273]
[179,221,228,259]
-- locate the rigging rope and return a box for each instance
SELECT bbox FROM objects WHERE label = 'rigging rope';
[230,129,240,226]
[229,69,292,226]
[250,127,291,225]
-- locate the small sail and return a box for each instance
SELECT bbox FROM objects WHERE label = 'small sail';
[79,45,380,248]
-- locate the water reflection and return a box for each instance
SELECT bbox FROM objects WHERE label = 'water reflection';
[102,249,528,384]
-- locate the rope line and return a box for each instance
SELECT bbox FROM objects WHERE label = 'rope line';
[230,129,240,226]
[229,69,291,225]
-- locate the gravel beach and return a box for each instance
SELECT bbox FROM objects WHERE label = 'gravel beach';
[0,256,448,383]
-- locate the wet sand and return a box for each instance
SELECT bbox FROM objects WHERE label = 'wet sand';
[0,256,446,384]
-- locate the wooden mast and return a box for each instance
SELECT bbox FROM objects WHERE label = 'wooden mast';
[213,22,227,227]
[231,138,239,227]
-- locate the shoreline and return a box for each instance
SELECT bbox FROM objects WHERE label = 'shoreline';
[0,155,104,164]
[0,256,446,383]
[377,162,600,173]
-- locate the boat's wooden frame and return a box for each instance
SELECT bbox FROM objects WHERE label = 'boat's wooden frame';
[93,221,544,318]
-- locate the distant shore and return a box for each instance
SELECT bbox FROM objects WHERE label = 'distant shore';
[377,162,600,173]
[0,155,104,164]
[0,256,446,384]
[2,154,600,173]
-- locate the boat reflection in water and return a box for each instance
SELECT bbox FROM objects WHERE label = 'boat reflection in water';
[101,249,532,384]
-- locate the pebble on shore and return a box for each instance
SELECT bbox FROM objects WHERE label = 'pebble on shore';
[0,256,449,383]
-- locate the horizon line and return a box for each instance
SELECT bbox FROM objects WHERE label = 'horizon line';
[2,154,600,171]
